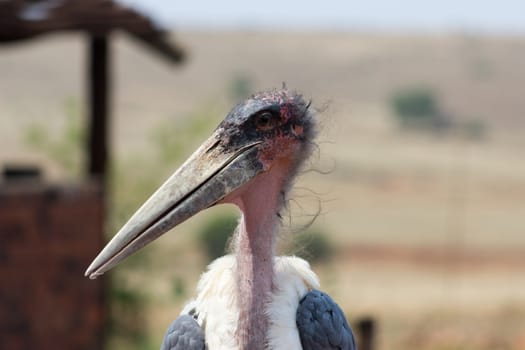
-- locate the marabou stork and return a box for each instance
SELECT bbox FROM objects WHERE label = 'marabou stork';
[85,88,356,350]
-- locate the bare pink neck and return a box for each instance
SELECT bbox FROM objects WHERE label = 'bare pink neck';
[235,213,275,349]
[231,163,289,349]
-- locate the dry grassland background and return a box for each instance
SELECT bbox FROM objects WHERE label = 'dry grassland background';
[1,31,524,349]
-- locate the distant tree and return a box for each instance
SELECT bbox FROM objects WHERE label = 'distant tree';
[286,228,333,264]
[390,87,451,132]
[197,214,238,262]
[393,88,436,117]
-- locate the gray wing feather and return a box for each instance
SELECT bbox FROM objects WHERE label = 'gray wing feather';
[296,290,357,350]
[160,314,206,350]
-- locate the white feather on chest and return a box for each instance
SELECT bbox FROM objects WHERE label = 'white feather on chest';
[181,255,320,350]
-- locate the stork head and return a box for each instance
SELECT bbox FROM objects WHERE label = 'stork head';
[85,88,316,279]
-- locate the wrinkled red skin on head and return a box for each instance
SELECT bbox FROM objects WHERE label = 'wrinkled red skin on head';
[279,103,296,123]
[258,132,301,171]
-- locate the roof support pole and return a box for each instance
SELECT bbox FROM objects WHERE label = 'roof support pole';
[87,34,110,193]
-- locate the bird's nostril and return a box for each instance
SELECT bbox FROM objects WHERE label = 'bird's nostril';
[206,139,221,154]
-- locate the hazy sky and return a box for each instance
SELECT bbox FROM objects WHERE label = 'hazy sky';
[119,0,525,33]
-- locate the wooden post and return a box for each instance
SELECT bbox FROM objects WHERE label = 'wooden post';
[357,317,376,350]
[87,35,110,192]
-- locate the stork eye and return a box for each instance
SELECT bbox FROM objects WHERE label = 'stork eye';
[254,112,278,132]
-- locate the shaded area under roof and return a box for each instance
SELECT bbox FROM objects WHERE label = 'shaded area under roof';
[0,0,187,191]
[0,0,185,63]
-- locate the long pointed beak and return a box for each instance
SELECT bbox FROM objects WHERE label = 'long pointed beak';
[85,129,262,279]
